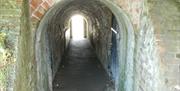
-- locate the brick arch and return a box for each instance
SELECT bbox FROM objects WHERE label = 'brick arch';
[30,0,54,27]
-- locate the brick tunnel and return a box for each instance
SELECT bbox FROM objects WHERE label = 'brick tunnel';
[35,0,134,91]
[1,0,180,91]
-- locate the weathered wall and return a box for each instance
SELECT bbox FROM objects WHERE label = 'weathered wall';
[35,2,67,91]
[14,0,36,91]
[90,1,136,91]
[148,0,180,90]
[134,4,160,91]
[116,0,161,91]
[116,0,180,91]
[90,4,112,77]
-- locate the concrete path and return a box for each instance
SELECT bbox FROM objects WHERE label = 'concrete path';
[53,39,110,91]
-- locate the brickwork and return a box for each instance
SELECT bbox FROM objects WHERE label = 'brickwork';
[30,0,54,23]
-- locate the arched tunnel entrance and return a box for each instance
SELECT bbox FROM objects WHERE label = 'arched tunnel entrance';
[35,0,134,91]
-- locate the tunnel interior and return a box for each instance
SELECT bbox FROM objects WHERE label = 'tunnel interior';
[35,0,134,91]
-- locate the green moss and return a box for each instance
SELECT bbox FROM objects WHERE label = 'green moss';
[0,32,6,47]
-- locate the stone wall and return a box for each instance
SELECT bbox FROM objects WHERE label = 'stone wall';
[116,0,180,91]
[134,4,160,91]
[116,0,161,91]
[14,0,37,91]
[34,1,74,90]
[90,6,112,77]
[148,0,180,90]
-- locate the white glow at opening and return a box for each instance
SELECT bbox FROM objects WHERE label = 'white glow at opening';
[71,15,84,40]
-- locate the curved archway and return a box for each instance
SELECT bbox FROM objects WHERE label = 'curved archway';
[35,0,134,91]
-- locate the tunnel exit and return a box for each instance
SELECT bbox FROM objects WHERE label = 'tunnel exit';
[71,15,85,40]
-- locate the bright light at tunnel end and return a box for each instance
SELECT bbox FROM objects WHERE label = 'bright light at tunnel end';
[71,14,85,40]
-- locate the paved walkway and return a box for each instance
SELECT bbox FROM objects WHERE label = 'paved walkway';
[53,39,110,91]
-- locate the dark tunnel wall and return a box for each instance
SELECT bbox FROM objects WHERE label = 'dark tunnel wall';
[110,15,120,88]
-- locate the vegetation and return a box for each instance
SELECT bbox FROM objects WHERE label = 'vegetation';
[0,31,15,90]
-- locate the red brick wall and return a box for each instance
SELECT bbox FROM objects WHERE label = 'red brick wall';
[30,0,54,22]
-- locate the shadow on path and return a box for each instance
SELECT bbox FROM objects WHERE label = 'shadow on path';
[53,39,110,91]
